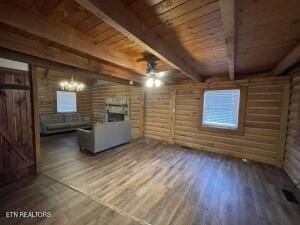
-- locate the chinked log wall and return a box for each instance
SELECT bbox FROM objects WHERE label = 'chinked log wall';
[144,76,291,167]
[284,67,300,185]
[36,67,93,117]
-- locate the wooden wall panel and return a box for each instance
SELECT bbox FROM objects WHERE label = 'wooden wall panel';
[92,83,144,139]
[36,67,93,118]
[284,68,300,186]
[144,89,171,142]
[143,77,290,166]
[0,71,35,185]
[174,84,284,166]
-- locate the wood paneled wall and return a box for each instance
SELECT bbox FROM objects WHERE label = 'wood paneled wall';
[34,71,292,167]
[284,68,300,186]
[144,89,171,142]
[36,67,93,117]
[144,77,291,166]
[92,83,144,139]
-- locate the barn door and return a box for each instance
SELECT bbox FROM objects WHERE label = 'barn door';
[0,69,36,185]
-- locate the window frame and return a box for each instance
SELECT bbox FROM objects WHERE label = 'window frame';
[198,86,247,135]
[56,91,77,113]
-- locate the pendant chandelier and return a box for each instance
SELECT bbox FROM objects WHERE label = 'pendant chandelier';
[60,76,84,92]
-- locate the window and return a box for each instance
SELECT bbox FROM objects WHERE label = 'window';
[57,91,77,113]
[202,89,241,130]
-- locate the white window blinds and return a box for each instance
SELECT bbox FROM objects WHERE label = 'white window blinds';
[57,91,77,113]
[202,89,240,129]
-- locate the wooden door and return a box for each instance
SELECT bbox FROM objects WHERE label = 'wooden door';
[0,69,36,185]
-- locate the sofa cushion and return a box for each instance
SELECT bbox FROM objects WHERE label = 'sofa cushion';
[64,113,81,123]
[41,114,65,124]
[47,123,71,130]
[70,121,89,128]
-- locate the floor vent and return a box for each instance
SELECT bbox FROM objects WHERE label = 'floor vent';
[282,189,299,204]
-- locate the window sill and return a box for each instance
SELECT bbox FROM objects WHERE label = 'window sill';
[198,125,244,136]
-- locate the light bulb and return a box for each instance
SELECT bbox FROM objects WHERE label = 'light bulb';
[146,78,154,87]
[154,79,162,87]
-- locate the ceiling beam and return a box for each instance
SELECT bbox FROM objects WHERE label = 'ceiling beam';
[76,0,203,82]
[0,48,139,86]
[273,43,300,75]
[0,28,142,85]
[219,0,236,80]
[0,2,145,74]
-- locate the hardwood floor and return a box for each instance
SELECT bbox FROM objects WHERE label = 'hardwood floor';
[1,132,300,225]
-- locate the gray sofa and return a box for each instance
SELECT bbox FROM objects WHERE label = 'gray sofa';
[40,113,91,135]
[77,121,131,153]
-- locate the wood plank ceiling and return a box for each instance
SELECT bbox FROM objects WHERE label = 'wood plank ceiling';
[0,0,299,83]
[236,0,300,75]
[122,0,229,77]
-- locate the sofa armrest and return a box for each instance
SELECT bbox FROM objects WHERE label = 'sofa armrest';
[40,120,47,134]
[77,128,93,151]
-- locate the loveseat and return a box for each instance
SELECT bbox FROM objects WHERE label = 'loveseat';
[40,113,91,135]
[77,121,131,153]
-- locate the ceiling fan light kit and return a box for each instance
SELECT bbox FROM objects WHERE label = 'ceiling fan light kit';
[145,76,163,88]
[146,77,154,87]
[143,55,164,88]
[154,78,162,87]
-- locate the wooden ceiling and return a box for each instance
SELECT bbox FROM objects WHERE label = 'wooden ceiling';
[236,0,300,75]
[122,0,228,76]
[0,0,299,84]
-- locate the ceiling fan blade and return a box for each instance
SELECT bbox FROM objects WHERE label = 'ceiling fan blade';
[136,53,160,63]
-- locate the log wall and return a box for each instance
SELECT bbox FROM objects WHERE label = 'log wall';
[284,68,300,186]
[144,89,172,142]
[34,73,293,167]
[36,67,93,117]
[92,83,144,139]
[144,77,291,166]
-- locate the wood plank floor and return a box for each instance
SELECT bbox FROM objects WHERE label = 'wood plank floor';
[1,132,300,225]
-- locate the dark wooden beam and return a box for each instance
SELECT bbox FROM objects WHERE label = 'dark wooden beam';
[0,2,144,74]
[0,27,142,85]
[30,65,41,174]
[0,48,140,86]
[76,0,203,82]
[273,43,300,75]
[219,0,236,80]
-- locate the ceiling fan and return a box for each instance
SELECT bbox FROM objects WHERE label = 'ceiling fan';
[137,54,178,87]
